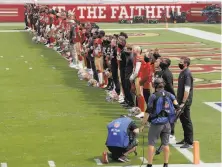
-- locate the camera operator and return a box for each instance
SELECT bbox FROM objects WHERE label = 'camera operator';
[141,78,180,167]
[122,45,135,108]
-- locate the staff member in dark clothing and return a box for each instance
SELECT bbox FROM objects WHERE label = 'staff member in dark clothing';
[110,38,120,95]
[24,5,29,29]
[159,58,176,139]
[122,45,135,107]
[176,57,194,148]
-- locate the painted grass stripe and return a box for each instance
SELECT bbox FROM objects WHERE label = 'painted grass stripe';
[204,102,222,112]
[94,158,103,165]
[1,163,7,167]
[139,157,148,163]
[48,161,56,167]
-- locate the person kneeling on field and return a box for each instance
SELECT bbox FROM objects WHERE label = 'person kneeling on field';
[103,115,139,163]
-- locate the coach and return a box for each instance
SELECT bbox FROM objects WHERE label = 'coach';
[176,57,194,148]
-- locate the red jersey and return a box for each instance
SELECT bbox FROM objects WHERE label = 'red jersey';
[74,26,82,43]
[44,14,50,25]
[61,19,67,29]
[93,38,103,57]
[39,13,45,24]
[133,55,146,78]
[143,62,152,89]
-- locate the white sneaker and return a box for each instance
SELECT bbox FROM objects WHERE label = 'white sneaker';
[135,112,144,119]
[69,63,76,68]
[170,135,176,141]
[118,95,124,103]
[75,65,80,70]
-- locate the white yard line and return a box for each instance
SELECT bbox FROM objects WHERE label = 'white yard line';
[103,28,166,31]
[204,102,222,112]
[0,30,27,33]
[48,161,56,167]
[1,163,7,167]
[169,28,221,43]
[94,158,103,165]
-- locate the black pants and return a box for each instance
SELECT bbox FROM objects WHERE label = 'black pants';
[143,89,150,105]
[120,69,125,91]
[88,55,99,82]
[111,64,120,95]
[24,16,28,27]
[124,78,134,106]
[86,55,91,69]
[107,147,126,160]
[179,104,193,145]
[107,140,137,160]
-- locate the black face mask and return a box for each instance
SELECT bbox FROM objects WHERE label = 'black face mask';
[118,43,124,50]
[178,63,184,70]
[144,56,150,63]
[160,62,168,70]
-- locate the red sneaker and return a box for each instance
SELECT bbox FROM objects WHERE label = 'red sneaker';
[102,151,109,164]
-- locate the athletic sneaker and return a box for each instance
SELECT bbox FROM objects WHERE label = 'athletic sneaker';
[69,63,76,68]
[102,151,109,164]
[169,135,176,141]
[118,156,130,162]
[176,139,185,145]
[180,143,193,149]
[135,112,144,119]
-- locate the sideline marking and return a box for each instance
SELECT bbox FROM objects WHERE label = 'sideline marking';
[106,163,222,167]
[1,163,7,167]
[139,157,148,163]
[94,158,103,165]
[170,139,204,164]
[0,30,27,33]
[48,161,56,167]
[204,102,222,112]
[169,28,221,43]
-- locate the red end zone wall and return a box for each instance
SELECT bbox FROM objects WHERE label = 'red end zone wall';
[0,3,220,22]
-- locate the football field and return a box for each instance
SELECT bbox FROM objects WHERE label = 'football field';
[0,23,221,167]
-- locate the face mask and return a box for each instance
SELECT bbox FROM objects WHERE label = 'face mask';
[160,62,168,70]
[118,43,124,50]
[144,56,150,63]
[178,63,184,70]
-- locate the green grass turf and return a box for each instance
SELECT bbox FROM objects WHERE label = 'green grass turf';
[0,24,221,166]
[0,32,189,167]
